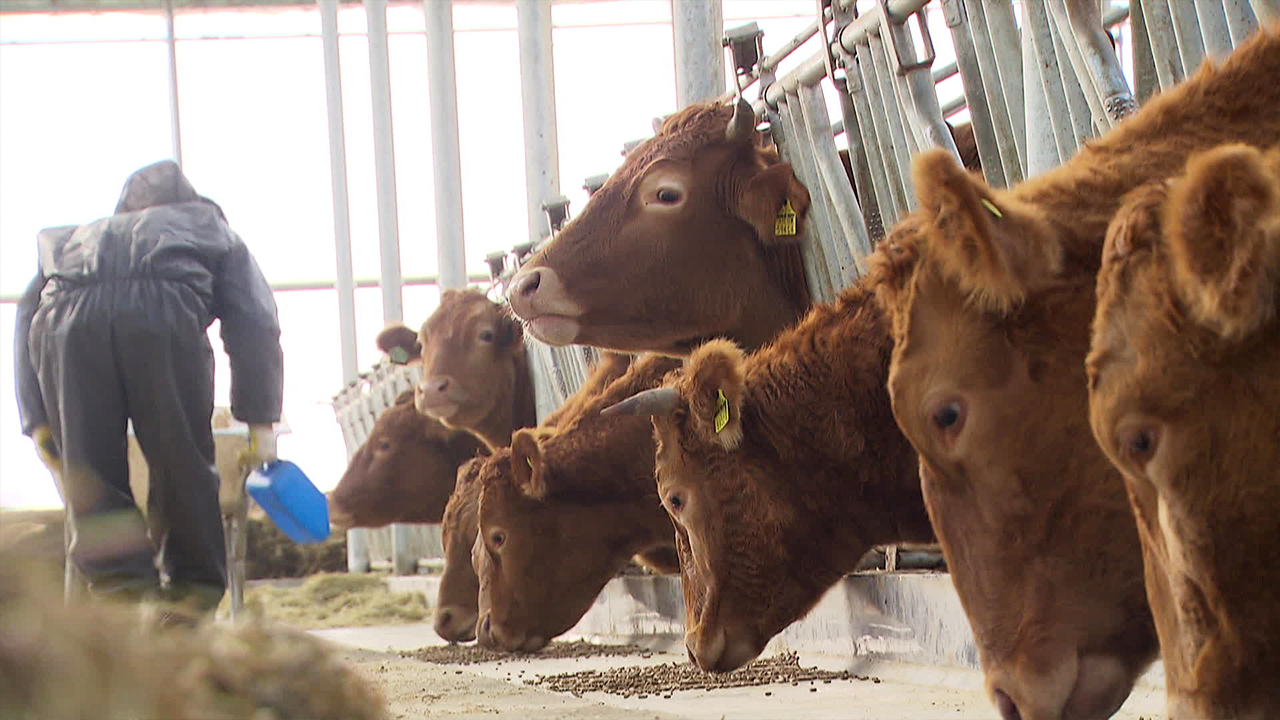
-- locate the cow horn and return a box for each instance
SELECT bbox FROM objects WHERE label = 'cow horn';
[725,97,756,144]
[601,388,681,417]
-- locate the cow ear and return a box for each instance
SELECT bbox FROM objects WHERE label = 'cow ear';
[912,149,1062,315]
[681,339,747,450]
[1165,144,1280,342]
[376,324,422,365]
[511,429,547,499]
[734,162,810,246]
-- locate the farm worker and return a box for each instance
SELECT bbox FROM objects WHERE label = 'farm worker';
[13,160,284,619]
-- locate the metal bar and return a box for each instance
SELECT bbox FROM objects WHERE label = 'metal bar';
[1167,0,1208,76]
[164,0,182,167]
[841,50,897,235]
[866,32,916,209]
[423,0,467,292]
[1253,0,1280,25]
[319,0,358,387]
[1020,2,1061,177]
[762,0,931,109]
[516,0,560,246]
[776,97,838,305]
[0,274,493,304]
[981,0,1025,174]
[1194,0,1237,59]
[942,0,1007,187]
[1222,0,1260,46]
[364,0,404,324]
[798,82,869,281]
[671,0,725,106]
[1048,4,1093,147]
[834,76,884,240]
[782,92,842,291]
[885,12,961,160]
[1063,0,1138,125]
[853,39,909,221]
[961,0,1022,185]
[1139,0,1186,90]
[1129,0,1159,103]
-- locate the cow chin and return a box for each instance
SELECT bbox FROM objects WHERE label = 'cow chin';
[524,315,581,347]
[989,652,1139,720]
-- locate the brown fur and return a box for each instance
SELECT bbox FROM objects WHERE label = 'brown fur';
[472,354,684,652]
[649,285,932,672]
[431,351,640,644]
[511,100,813,354]
[327,390,486,530]
[1088,144,1280,719]
[380,289,536,450]
[871,25,1280,720]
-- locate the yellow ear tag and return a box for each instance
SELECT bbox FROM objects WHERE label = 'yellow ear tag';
[527,457,534,469]
[714,389,730,434]
[388,346,410,364]
[774,199,798,236]
[981,198,1003,218]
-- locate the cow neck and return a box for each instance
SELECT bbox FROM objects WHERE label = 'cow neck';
[743,283,933,566]
[721,241,812,353]
[508,349,538,442]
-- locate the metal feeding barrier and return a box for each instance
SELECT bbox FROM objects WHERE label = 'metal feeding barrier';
[332,0,1275,576]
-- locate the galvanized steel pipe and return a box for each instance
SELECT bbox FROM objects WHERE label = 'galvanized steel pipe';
[671,0,726,106]
[364,0,404,324]
[516,0,561,245]
[423,0,468,292]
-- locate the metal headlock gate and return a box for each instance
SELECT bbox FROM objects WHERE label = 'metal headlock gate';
[333,0,1276,575]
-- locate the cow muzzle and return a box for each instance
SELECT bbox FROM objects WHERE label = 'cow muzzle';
[433,605,478,643]
[415,377,466,419]
[477,612,546,653]
[505,267,583,346]
[686,622,761,673]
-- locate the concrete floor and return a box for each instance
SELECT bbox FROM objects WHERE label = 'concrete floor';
[315,622,1169,720]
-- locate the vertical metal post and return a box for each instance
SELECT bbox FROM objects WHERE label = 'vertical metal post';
[1129,0,1159,103]
[1252,0,1280,25]
[1138,0,1186,91]
[319,0,358,388]
[516,0,560,247]
[670,0,726,107]
[1167,0,1208,76]
[1193,0,1238,59]
[1221,0,1259,47]
[364,0,404,325]
[1020,5,1059,178]
[423,0,468,292]
[942,0,1008,187]
[1059,0,1137,125]
[853,40,908,220]
[164,0,183,167]
[981,1,1026,174]
[961,0,1022,185]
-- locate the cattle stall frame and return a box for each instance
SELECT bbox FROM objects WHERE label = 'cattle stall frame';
[331,0,1275,576]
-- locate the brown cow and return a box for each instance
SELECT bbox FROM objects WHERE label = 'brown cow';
[432,352,636,643]
[506,99,814,354]
[327,390,486,530]
[471,354,684,652]
[1088,144,1280,720]
[871,27,1280,720]
[378,288,535,450]
[606,285,933,672]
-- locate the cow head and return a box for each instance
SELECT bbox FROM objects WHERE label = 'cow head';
[328,391,486,531]
[434,458,484,642]
[1088,144,1280,719]
[472,413,674,653]
[871,150,1156,720]
[607,339,862,672]
[379,289,528,449]
[506,98,812,354]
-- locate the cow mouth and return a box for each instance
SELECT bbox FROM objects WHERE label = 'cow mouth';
[416,397,460,421]
[523,315,581,347]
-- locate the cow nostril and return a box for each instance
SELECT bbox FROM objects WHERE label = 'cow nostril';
[994,689,1021,720]
[516,269,541,299]
[481,615,491,636]
[436,608,452,626]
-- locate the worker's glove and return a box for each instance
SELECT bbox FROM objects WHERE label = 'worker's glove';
[31,424,62,474]
[239,423,278,470]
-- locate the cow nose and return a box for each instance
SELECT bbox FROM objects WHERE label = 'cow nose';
[476,614,495,648]
[994,689,1022,720]
[510,268,542,304]
[687,625,726,671]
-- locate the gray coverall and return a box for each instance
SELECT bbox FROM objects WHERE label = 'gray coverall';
[13,160,284,611]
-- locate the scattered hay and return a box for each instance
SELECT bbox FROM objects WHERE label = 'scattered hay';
[221,573,430,629]
[405,640,653,666]
[525,651,879,698]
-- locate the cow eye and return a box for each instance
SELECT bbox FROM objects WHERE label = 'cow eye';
[1123,427,1159,466]
[377,439,392,451]
[667,493,683,512]
[490,530,506,549]
[478,329,495,343]
[656,188,681,204]
[932,401,964,431]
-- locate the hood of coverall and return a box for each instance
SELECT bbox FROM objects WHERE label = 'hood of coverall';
[114,160,204,214]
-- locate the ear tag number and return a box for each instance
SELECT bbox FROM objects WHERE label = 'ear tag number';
[714,389,730,434]
[775,200,798,236]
